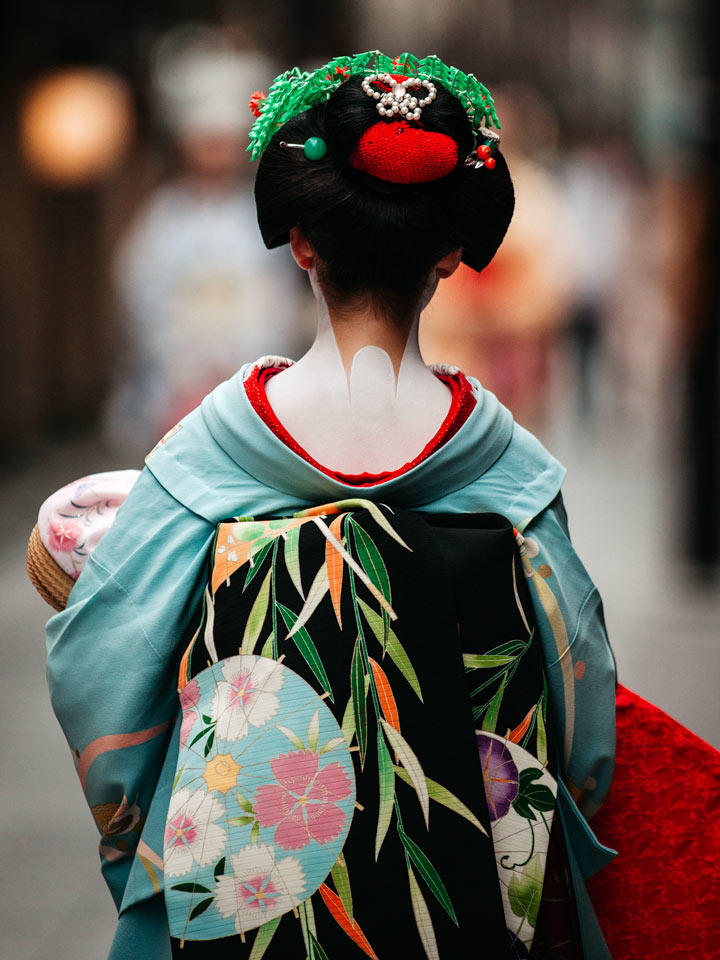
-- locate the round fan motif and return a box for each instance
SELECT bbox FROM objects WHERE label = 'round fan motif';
[165,654,356,941]
[477,731,558,953]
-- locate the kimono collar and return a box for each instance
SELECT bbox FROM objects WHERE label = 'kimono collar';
[145,361,563,524]
[200,363,512,505]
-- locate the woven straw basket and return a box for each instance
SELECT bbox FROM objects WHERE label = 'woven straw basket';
[26,524,74,612]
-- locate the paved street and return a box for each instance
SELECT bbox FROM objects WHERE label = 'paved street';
[2,402,718,959]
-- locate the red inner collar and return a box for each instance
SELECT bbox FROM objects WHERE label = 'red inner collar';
[244,363,476,487]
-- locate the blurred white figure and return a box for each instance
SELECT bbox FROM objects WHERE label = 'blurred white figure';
[108,27,306,449]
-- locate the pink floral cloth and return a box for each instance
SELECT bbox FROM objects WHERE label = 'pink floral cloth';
[38,470,140,581]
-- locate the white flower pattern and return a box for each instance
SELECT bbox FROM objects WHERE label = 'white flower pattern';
[214,842,306,933]
[163,787,226,877]
[211,655,284,742]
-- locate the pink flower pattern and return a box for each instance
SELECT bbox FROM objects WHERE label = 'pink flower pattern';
[254,749,352,851]
[48,521,82,553]
[179,679,201,746]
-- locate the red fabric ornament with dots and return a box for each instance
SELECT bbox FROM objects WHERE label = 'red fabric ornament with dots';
[350,120,459,184]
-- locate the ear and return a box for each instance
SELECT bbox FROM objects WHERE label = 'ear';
[436,248,463,280]
[289,225,315,271]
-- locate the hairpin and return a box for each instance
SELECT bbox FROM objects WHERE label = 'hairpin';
[279,137,327,160]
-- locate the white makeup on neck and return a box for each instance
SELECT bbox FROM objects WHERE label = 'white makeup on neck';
[265,269,453,474]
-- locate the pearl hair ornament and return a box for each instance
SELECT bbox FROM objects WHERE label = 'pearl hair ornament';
[361,73,437,121]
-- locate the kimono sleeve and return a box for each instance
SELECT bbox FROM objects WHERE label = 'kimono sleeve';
[45,468,215,910]
[521,496,616,821]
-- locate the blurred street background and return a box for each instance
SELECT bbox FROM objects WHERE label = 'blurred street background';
[2,1,718,957]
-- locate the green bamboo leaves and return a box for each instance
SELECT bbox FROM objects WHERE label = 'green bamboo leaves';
[330,853,353,919]
[248,917,281,960]
[240,569,271,655]
[351,639,368,765]
[358,598,423,701]
[381,720,429,827]
[276,603,333,702]
[393,767,488,837]
[283,524,304,599]
[407,866,439,960]
[398,826,457,924]
[481,672,508,734]
[375,730,395,859]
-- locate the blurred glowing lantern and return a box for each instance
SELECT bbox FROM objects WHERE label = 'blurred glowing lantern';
[20,69,133,186]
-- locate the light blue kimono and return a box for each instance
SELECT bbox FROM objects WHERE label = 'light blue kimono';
[46,365,617,959]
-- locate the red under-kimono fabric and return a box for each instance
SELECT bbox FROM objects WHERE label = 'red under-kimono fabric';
[588,686,720,959]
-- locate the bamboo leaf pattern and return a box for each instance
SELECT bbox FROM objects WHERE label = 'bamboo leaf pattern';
[481,671,508,733]
[398,827,458,924]
[369,657,400,733]
[330,852,353,920]
[380,720,429,828]
[318,882,379,960]
[297,498,411,550]
[298,899,317,954]
[248,917,282,960]
[311,516,396,619]
[326,515,345,627]
[407,866,440,960]
[463,654,518,670]
[350,519,392,605]
[351,639,368,766]
[276,603,334,702]
[393,767,488,837]
[358,598,423,701]
[309,934,330,960]
[240,568,272,655]
[283,524,304,599]
[341,697,356,747]
[243,540,273,590]
[375,729,395,860]
[536,698,548,766]
[508,703,537,744]
[512,554,532,635]
[286,563,329,639]
[259,632,274,658]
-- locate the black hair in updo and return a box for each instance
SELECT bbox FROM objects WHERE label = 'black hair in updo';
[254,77,514,304]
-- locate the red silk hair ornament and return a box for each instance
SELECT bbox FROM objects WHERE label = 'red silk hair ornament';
[349,121,459,184]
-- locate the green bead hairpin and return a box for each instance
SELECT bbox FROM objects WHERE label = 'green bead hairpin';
[279,136,328,160]
[247,50,500,161]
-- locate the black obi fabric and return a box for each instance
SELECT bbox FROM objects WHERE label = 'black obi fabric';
[168,506,581,959]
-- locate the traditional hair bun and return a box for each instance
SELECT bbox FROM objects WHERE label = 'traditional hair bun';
[254,56,514,296]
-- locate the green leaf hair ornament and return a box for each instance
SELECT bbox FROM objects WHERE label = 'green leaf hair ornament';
[247,50,501,161]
